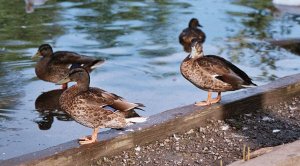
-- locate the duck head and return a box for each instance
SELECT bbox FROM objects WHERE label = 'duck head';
[190,39,204,59]
[32,44,53,60]
[57,68,90,91]
[189,18,203,28]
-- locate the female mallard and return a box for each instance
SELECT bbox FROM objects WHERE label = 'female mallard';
[57,68,145,144]
[32,44,105,89]
[179,18,206,53]
[180,39,256,106]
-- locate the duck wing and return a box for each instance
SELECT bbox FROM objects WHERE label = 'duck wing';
[197,55,256,87]
[51,51,104,70]
[79,88,144,112]
[76,88,114,108]
[190,29,206,43]
[179,28,188,45]
[76,103,126,129]
[179,29,194,52]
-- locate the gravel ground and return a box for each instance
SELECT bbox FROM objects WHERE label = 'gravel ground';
[94,96,300,166]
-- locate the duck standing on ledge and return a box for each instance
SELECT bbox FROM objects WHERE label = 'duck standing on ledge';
[32,44,105,89]
[57,68,145,144]
[179,18,206,53]
[180,39,256,106]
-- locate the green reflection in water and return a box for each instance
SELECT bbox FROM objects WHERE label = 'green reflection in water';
[0,0,63,62]
[224,0,300,81]
[0,0,184,122]
[231,0,278,39]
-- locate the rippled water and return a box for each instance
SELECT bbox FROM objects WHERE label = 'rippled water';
[0,0,300,160]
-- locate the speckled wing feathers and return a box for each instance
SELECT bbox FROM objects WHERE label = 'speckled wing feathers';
[197,55,254,86]
[60,87,128,128]
[196,56,231,76]
[75,104,126,128]
[77,88,115,107]
[77,87,142,112]
[179,30,188,45]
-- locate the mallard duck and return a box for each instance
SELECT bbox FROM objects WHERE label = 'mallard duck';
[32,44,105,89]
[180,39,257,106]
[179,18,206,53]
[57,68,145,144]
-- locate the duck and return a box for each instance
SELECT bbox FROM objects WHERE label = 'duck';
[32,44,105,89]
[57,67,145,144]
[180,39,257,106]
[179,18,206,53]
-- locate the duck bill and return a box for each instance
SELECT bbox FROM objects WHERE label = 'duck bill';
[198,23,203,27]
[32,52,41,60]
[56,77,71,85]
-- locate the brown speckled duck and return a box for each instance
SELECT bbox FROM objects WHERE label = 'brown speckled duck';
[180,39,257,106]
[57,68,145,144]
[32,44,105,89]
[179,18,206,53]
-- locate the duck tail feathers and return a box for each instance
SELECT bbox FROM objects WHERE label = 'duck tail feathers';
[112,100,145,112]
[135,103,145,110]
[125,117,147,124]
[90,58,105,69]
[241,82,257,88]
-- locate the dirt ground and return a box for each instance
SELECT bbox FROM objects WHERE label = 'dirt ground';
[94,96,300,166]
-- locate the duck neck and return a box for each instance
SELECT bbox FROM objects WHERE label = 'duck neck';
[189,50,203,59]
[35,56,51,78]
[77,81,89,92]
[76,76,90,92]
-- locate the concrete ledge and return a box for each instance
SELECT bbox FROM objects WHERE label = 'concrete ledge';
[1,73,300,166]
[229,140,300,166]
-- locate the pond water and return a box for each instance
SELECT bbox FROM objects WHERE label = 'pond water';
[0,0,300,160]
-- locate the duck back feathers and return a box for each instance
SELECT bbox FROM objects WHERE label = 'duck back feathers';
[50,51,104,71]
[198,55,256,87]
